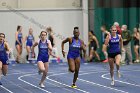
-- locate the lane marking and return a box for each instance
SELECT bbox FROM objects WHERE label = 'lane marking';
[78,78,129,93]
[0,85,14,93]
[18,74,52,93]
[47,72,128,93]
[26,74,75,93]
[47,73,90,93]
[101,73,140,87]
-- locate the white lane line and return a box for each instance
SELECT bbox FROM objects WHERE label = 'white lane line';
[27,74,74,93]
[0,85,14,93]
[79,71,107,75]
[18,74,52,93]
[78,78,129,93]
[101,73,140,87]
[47,73,90,93]
[47,71,128,93]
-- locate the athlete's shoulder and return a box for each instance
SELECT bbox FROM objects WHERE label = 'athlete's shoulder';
[47,39,51,43]
[118,34,121,38]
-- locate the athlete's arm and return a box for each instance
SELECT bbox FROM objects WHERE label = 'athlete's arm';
[104,34,110,45]
[105,31,110,35]
[80,39,87,58]
[135,33,140,40]
[4,42,10,52]
[119,35,124,51]
[61,37,70,58]
[21,33,24,46]
[31,41,38,53]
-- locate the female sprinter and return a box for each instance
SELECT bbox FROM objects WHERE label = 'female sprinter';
[15,25,23,63]
[32,31,52,88]
[24,28,35,61]
[133,28,140,63]
[0,33,10,85]
[105,26,124,85]
[101,25,110,62]
[88,30,100,62]
[61,27,86,88]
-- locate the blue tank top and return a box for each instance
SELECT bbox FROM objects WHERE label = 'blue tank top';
[108,34,120,53]
[68,37,81,57]
[26,35,34,45]
[38,40,49,57]
[0,42,8,58]
[17,32,22,43]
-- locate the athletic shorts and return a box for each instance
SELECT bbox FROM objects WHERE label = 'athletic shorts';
[0,57,8,65]
[15,41,22,46]
[108,52,121,58]
[67,53,80,59]
[37,55,49,63]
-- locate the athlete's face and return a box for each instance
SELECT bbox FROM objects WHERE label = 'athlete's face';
[73,29,80,38]
[88,32,92,36]
[29,28,33,35]
[40,32,47,40]
[0,34,5,42]
[111,27,117,33]
[19,26,22,32]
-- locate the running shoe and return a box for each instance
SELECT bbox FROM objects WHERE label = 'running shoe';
[39,83,45,88]
[102,59,108,63]
[111,80,115,86]
[117,71,121,78]
[71,84,77,88]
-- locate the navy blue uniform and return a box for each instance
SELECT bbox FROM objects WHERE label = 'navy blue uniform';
[108,34,121,58]
[67,37,81,59]
[0,42,8,65]
[26,35,34,47]
[37,40,49,62]
[15,32,22,45]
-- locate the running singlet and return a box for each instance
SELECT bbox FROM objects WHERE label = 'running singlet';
[26,35,34,47]
[67,37,81,59]
[15,32,22,45]
[108,34,120,53]
[0,42,8,65]
[37,40,49,62]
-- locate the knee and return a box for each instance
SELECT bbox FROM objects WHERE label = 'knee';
[40,68,45,72]
[69,68,75,73]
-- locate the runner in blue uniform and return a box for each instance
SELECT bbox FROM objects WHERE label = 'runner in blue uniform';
[105,26,124,86]
[15,25,23,63]
[24,28,35,60]
[0,33,10,85]
[61,27,86,88]
[32,31,52,88]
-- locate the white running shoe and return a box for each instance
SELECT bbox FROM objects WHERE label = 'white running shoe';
[39,83,45,88]
[111,80,115,86]
[117,71,121,78]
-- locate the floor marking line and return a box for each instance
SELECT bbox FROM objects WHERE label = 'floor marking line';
[47,73,90,93]
[0,85,14,93]
[78,78,129,93]
[27,74,75,93]
[101,73,140,87]
[18,74,52,93]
